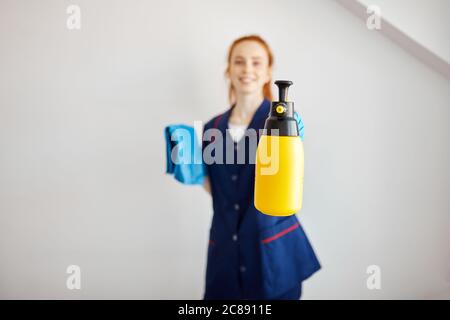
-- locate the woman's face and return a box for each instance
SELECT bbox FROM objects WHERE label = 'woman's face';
[228,40,271,97]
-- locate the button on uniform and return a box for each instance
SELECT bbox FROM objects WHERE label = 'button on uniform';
[232,234,238,242]
[234,203,240,211]
[231,174,238,181]
[240,266,246,273]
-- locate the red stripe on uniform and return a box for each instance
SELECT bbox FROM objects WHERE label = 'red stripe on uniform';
[213,114,223,129]
[210,114,223,143]
[261,222,300,244]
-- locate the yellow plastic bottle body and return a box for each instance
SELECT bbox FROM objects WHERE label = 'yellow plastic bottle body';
[254,135,304,216]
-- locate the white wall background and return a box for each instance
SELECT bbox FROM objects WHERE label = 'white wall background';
[0,0,449,299]
[359,0,450,63]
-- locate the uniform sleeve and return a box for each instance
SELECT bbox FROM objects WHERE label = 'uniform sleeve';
[293,111,305,141]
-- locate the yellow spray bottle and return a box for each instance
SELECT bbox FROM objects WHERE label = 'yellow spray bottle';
[254,80,304,216]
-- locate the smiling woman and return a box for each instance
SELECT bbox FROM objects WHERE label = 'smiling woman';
[200,35,320,300]
[227,39,273,105]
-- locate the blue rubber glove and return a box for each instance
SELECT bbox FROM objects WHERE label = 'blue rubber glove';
[293,111,305,141]
[165,124,205,185]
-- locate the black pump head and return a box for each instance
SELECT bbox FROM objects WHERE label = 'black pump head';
[275,80,293,102]
[262,80,298,137]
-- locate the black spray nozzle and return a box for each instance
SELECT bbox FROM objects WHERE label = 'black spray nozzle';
[274,80,293,102]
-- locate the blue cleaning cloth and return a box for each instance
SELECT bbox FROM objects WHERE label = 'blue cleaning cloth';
[293,111,305,141]
[165,124,205,185]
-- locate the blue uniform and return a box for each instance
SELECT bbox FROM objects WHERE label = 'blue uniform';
[202,99,321,300]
